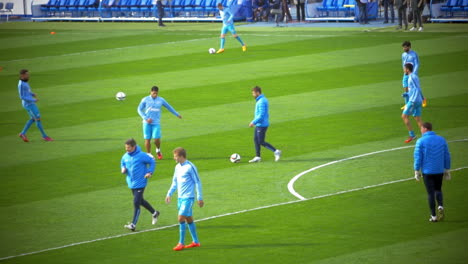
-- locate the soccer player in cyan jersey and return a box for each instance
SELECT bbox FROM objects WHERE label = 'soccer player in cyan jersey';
[17,69,53,142]
[401,63,423,144]
[121,138,160,231]
[138,86,182,159]
[401,41,426,109]
[216,3,247,54]
[165,147,204,251]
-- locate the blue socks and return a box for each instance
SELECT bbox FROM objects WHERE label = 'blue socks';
[220,36,245,49]
[220,38,225,49]
[21,119,34,135]
[21,119,48,138]
[188,222,199,243]
[409,130,415,138]
[179,222,186,244]
[235,36,245,46]
[35,120,47,138]
[179,221,199,244]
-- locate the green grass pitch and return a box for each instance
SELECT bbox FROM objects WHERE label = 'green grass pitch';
[0,22,467,263]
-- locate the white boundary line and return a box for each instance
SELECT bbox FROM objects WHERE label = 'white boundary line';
[1,139,466,261]
[288,139,468,200]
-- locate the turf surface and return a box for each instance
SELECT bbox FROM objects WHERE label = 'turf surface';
[0,22,467,263]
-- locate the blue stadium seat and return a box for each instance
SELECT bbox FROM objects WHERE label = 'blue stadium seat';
[317,0,336,17]
[41,0,59,14]
[203,0,216,15]
[137,0,154,17]
[333,0,346,16]
[452,0,468,15]
[58,0,71,12]
[187,0,204,17]
[85,0,99,16]
[440,0,459,17]
[171,0,186,16]
[130,0,142,14]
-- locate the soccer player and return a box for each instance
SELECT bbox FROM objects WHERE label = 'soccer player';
[137,86,182,159]
[216,3,247,54]
[17,69,53,142]
[413,122,451,222]
[248,86,281,163]
[121,138,160,231]
[401,63,423,143]
[165,147,204,251]
[401,41,426,109]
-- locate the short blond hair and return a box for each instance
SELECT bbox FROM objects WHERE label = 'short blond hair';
[173,147,186,158]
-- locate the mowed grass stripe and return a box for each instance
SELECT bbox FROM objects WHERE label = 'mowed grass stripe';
[2,36,467,112]
[1,71,467,167]
[1,128,466,257]
[0,31,458,77]
[1,159,467,261]
[0,33,341,75]
[0,30,167,51]
[2,93,467,207]
[1,49,467,132]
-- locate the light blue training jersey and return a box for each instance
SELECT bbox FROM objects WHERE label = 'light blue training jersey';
[407,73,423,104]
[414,131,451,174]
[18,80,37,107]
[220,7,235,26]
[167,160,203,201]
[402,50,420,76]
[137,96,179,125]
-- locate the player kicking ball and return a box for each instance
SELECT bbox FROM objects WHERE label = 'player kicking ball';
[216,3,247,54]
[166,148,204,251]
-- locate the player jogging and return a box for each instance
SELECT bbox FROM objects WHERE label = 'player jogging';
[401,41,426,109]
[121,138,160,231]
[401,63,423,144]
[138,86,182,159]
[216,3,247,54]
[17,69,53,142]
[166,147,204,251]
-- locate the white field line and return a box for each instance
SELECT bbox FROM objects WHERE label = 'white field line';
[1,140,466,261]
[288,139,468,200]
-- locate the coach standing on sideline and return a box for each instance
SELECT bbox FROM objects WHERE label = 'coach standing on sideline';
[157,0,166,27]
[414,122,451,222]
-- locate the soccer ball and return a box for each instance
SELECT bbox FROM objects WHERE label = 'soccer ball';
[116,92,126,101]
[208,48,216,54]
[230,153,241,163]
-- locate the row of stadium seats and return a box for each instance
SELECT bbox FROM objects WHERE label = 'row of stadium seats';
[440,0,468,17]
[317,0,355,17]
[39,0,227,17]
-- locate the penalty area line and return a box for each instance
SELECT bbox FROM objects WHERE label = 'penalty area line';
[288,139,468,200]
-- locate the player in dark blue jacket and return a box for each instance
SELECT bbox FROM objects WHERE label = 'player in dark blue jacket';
[121,138,160,231]
[413,122,451,222]
[248,86,281,163]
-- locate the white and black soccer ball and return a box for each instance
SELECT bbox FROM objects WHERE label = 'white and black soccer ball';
[116,91,126,101]
[208,48,216,54]
[230,153,241,163]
